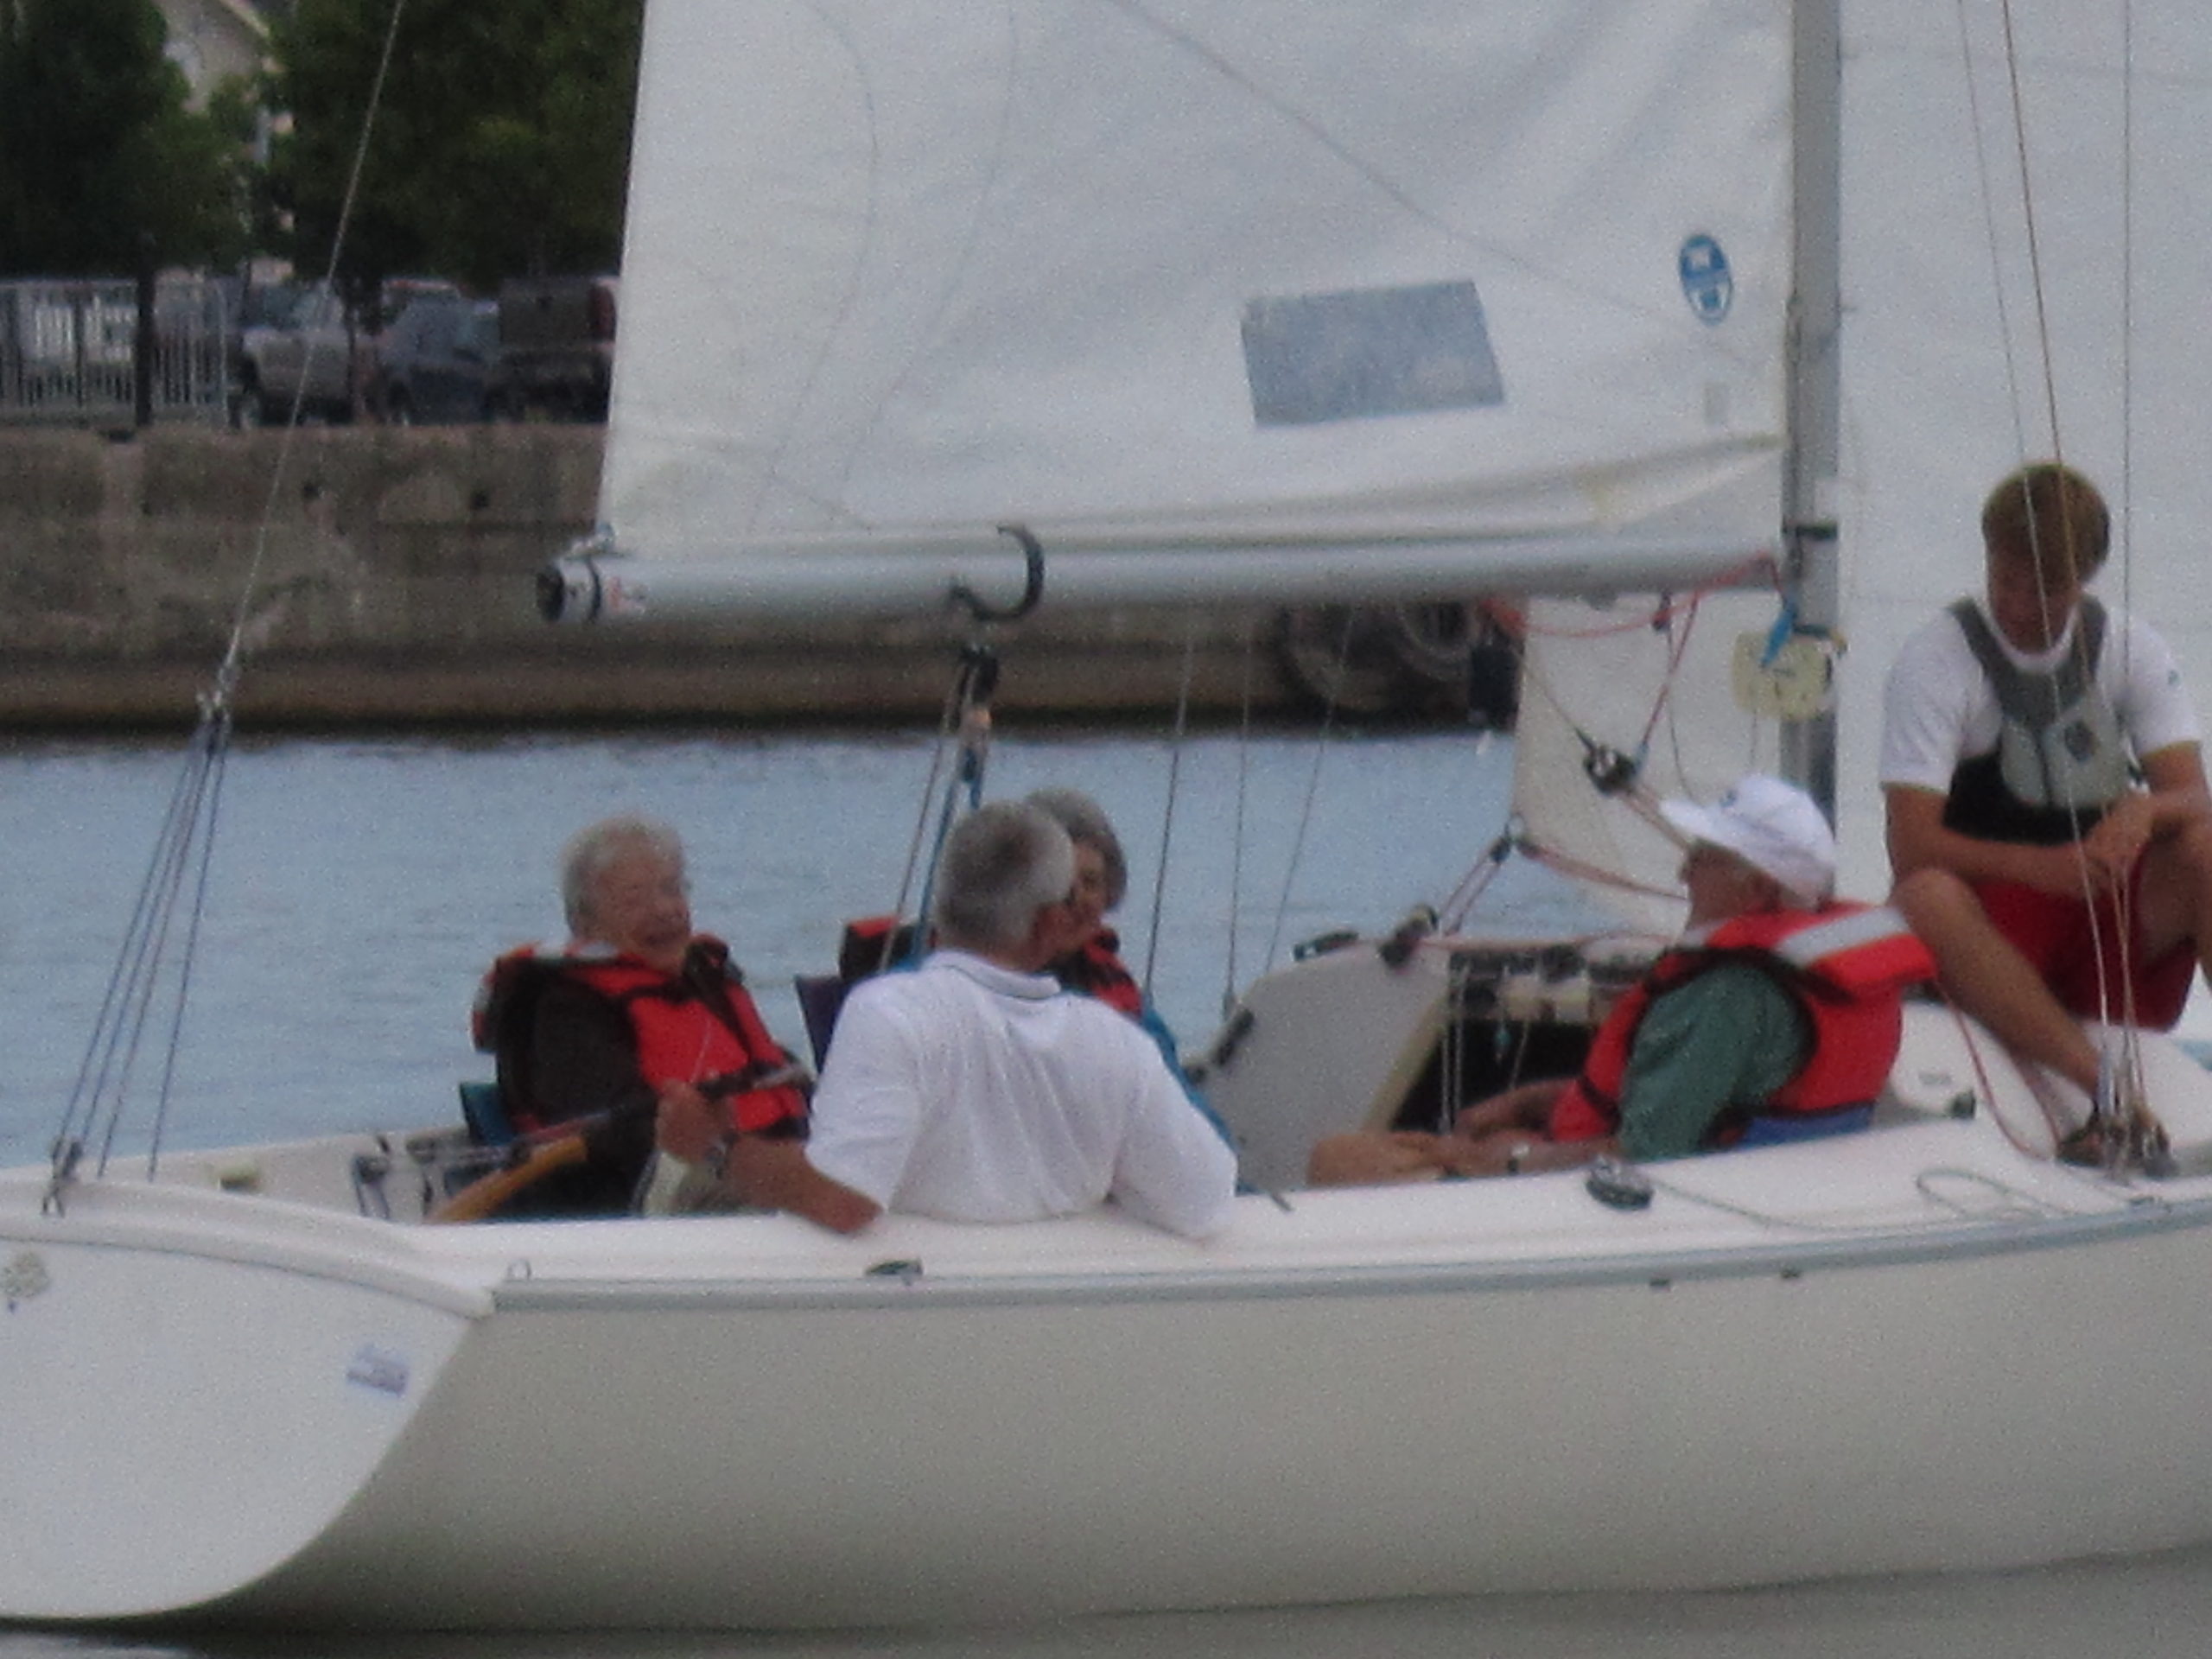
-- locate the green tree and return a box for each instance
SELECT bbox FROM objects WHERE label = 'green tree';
[0,0,251,276]
[268,0,642,301]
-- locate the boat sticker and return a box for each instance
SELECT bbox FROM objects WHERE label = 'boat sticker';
[1242,280,1504,426]
[1679,234,1732,323]
[3,1250,48,1310]
[346,1344,410,1398]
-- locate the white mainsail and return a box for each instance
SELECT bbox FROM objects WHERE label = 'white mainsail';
[571,0,1795,620]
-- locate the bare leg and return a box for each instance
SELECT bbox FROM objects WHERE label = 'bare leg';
[1892,868,2101,1096]
[2132,821,2212,995]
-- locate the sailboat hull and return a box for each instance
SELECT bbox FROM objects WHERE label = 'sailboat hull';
[16,0,2212,1624]
[9,1100,2212,1630]
[0,1182,481,1623]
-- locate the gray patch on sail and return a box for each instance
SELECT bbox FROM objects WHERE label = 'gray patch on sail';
[1242,280,1504,427]
[346,1343,410,1397]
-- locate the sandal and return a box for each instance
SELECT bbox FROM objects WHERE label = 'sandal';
[2056,1115,2106,1167]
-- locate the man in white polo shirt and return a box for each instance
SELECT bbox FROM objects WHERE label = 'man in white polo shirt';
[658,800,1237,1239]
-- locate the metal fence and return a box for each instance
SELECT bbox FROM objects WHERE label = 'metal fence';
[0,276,235,428]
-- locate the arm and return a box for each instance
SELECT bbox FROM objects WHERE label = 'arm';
[1885,784,2089,895]
[724,1135,880,1233]
[1612,965,1807,1160]
[1452,1078,1569,1139]
[2071,613,2212,882]
[1876,616,2088,893]
[656,1078,879,1232]
[1135,996,1236,1148]
[1433,1127,1620,1177]
[1108,1025,1240,1239]
[1889,745,2212,899]
[2083,743,2212,877]
[756,977,921,1232]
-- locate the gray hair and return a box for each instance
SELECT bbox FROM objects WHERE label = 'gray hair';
[560,813,684,932]
[932,802,1075,952]
[1024,786,1127,911]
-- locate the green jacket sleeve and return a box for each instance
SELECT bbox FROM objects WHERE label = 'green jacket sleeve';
[1614,963,1810,1160]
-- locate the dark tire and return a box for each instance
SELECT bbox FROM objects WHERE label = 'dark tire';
[229,373,264,430]
[1272,604,1470,719]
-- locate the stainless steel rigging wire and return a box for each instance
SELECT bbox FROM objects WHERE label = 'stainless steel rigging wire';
[46,0,413,1205]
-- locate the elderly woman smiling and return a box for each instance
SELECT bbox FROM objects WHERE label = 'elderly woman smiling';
[470,814,810,1215]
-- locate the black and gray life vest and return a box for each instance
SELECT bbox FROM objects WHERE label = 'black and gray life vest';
[1941,596,2134,846]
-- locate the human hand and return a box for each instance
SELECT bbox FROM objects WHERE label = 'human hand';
[1429,1130,1535,1179]
[653,1081,721,1160]
[2055,793,2155,895]
[1453,1079,1564,1140]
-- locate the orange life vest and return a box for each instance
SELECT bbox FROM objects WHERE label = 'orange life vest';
[1548,903,1935,1146]
[474,937,808,1136]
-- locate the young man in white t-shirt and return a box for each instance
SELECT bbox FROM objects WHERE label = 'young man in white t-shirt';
[1881,461,2212,1157]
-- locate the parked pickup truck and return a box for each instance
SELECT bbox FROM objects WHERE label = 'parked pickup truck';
[494,275,617,421]
[232,281,356,426]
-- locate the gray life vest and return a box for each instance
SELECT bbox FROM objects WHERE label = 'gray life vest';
[1948,595,2133,816]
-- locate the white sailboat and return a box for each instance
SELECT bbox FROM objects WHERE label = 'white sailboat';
[10,0,2212,1632]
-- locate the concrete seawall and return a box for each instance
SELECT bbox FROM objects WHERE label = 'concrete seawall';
[0,426,1306,732]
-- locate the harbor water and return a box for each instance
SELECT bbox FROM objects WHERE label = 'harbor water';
[6,724,2212,1656]
[0,723,1573,1170]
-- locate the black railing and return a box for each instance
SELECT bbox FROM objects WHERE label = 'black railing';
[0,277,233,429]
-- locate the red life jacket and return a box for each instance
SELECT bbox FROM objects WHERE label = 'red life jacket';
[1049,928,1146,1017]
[1548,902,1936,1146]
[474,936,808,1136]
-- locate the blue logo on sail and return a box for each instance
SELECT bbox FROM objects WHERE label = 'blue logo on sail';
[1679,234,1732,324]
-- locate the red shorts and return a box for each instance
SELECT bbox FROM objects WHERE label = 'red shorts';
[1973,872,2197,1030]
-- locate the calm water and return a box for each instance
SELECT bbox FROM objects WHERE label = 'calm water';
[6,724,2211,1656]
[0,723,1567,1171]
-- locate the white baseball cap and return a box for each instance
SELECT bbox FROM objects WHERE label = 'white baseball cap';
[1660,773,1836,908]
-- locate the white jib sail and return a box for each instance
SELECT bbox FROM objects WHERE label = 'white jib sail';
[1528,3,2212,938]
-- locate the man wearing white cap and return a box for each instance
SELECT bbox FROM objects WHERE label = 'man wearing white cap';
[1309,775,1933,1184]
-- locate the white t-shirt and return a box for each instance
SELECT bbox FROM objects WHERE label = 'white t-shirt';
[1878,595,2199,795]
[803,950,1239,1239]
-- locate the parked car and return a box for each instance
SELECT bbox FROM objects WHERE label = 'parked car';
[232,276,461,428]
[372,296,499,424]
[495,275,617,420]
[367,276,463,336]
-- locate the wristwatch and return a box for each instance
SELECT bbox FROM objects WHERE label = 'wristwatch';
[1504,1141,1534,1177]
